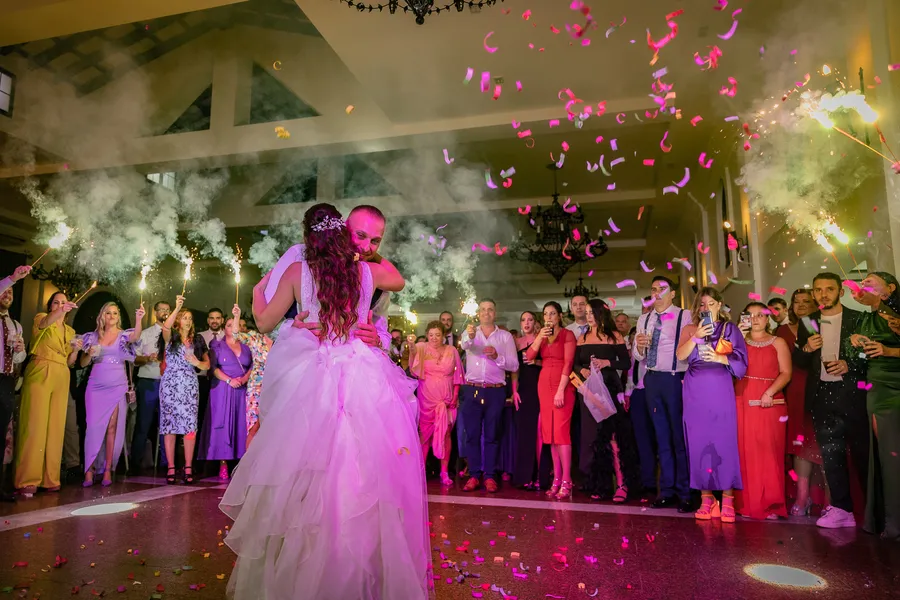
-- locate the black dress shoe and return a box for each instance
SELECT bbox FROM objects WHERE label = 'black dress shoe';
[677,499,695,513]
[651,496,678,509]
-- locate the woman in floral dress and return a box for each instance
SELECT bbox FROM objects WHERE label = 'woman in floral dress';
[231,305,273,449]
[159,295,209,484]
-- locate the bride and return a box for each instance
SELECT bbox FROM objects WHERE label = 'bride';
[219,203,432,600]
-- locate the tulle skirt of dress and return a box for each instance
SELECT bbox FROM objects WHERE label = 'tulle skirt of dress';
[219,326,433,600]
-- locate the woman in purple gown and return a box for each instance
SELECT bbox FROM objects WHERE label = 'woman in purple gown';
[199,314,251,479]
[676,287,748,523]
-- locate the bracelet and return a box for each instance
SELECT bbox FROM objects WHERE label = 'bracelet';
[692,337,704,344]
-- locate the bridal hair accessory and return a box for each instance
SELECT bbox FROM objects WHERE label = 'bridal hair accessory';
[311,216,345,233]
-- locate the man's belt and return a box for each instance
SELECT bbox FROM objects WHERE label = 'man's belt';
[465,381,505,389]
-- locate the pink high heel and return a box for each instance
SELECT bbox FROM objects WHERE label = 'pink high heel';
[546,478,561,497]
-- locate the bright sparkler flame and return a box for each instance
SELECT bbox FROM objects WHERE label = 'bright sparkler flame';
[801,90,878,128]
[48,222,73,248]
[405,310,418,325]
[232,259,241,284]
[823,221,849,245]
[461,298,478,318]
[822,64,831,75]
[815,233,834,253]
[183,258,193,281]
[139,264,151,291]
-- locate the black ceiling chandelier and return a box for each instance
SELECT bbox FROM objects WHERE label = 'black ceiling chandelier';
[338,0,505,25]
[510,164,608,284]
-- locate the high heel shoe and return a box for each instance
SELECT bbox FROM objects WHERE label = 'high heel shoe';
[694,493,720,520]
[612,485,628,503]
[183,466,195,485]
[721,494,736,523]
[440,472,453,486]
[83,470,95,488]
[790,498,812,516]
[546,478,561,497]
[165,467,177,485]
[555,480,573,500]
[101,471,113,487]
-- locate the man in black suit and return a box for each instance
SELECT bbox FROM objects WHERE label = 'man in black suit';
[440,311,460,350]
[794,272,868,529]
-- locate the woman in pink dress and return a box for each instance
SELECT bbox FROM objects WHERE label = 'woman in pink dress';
[409,320,464,486]
[775,289,827,515]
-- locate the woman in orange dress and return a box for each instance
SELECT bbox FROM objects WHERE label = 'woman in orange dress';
[775,289,826,515]
[525,301,576,499]
[735,302,792,520]
[409,320,464,486]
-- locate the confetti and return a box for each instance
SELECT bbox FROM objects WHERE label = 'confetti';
[464,68,474,84]
[480,71,490,93]
[562,198,578,213]
[616,279,637,289]
[748,292,762,301]
[858,381,873,391]
[605,16,626,38]
[616,113,626,124]
[717,16,739,40]
[788,469,798,482]
[485,171,498,189]
[779,416,789,422]
[724,115,740,122]
[690,115,703,126]
[443,149,455,165]
[642,159,655,166]
[608,218,620,233]
[674,167,690,187]
[272,60,282,70]
[637,206,645,220]
[709,271,718,284]
[890,64,900,71]
[727,233,738,251]
[483,31,499,53]
[607,183,616,191]
[662,185,679,195]
[345,105,354,114]
[659,131,672,152]
[719,76,738,97]
[697,242,710,254]
[728,278,755,285]
[274,126,290,139]
[769,286,787,295]
[698,152,714,168]
[517,129,533,138]
[518,205,531,215]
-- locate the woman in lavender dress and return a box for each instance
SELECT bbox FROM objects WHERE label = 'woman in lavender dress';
[159,295,209,484]
[676,287,748,523]
[199,314,251,479]
[80,302,144,487]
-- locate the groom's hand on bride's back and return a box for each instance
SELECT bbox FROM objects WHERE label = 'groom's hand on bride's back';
[353,310,380,347]
[291,310,322,333]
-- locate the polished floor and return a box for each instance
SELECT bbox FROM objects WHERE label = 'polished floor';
[1,471,898,599]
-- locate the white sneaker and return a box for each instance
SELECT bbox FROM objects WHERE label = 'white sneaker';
[816,505,856,529]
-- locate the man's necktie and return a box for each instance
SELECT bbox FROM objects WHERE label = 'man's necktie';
[579,324,589,338]
[0,315,11,375]
[646,316,664,369]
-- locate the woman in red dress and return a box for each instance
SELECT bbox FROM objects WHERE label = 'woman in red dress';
[734,302,792,519]
[525,301,576,499]
[775,289,826,515]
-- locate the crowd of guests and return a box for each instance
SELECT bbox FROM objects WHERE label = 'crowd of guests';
[1,263,899,539]
[0,264,272,499]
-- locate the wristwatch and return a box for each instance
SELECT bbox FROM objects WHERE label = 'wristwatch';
[227,378,232,386]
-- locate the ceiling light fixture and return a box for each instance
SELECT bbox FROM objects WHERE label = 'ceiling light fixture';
[338,0,505,24]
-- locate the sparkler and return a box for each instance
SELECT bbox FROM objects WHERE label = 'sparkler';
[30,223,73,267]
[800,90,896,164]
[461,297,479,330]
[181,258,193,296]
[73,281,97,305]
[138,264,151,306]
[232,259,241,306]
[404,310,418,325]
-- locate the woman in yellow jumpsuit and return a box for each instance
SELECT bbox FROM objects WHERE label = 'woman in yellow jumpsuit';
[15,291,81,494]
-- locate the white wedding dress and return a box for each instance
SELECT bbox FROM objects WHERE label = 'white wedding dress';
[220,260,432,600]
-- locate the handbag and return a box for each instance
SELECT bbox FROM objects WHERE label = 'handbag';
[125,361,137,405]
[714,323,734,355]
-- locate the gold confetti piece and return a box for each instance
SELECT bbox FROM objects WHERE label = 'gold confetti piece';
[154,571,160,577]
[493,557,504,563]
[98,540,104,545]
[127,549,133,554]
[510,552,520,559]
[203,553,210,559]
[578,583,586,590]
[216,574,226,580]
[217,530,223,536]
[273,60,282,70]
[90,563,96,568]
[274,126,290,139]
[218,542,225,547]
[345,105,355,114]
[396,447,410,455]
[80,545,86,550]
[441,534,447,539]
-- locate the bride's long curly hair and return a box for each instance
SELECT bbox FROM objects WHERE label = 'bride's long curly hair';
[303,203,361,341]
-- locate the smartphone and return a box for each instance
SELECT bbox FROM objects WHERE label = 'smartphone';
[740,312,751,329]
[700,311,713,328]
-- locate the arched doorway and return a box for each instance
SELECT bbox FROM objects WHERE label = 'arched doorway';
[73,291,133,334]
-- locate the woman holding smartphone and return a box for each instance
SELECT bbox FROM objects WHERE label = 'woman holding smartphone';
[676,287,748,522]
[525,301,576,499]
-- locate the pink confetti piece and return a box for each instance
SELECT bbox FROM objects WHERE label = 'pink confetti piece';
[572,229,582,242]
[690,115,703,126]
[714,0,727,9]
[516,129,532,138]
[769,286,787,295]
[502,178,512,188]
[518,205,531,215]
[724,115,740,122]
[471,243,491,253]
[480,71,490,93]
[492,84,502,100]
[709,271,718,284]
[843,279,862,294]
[616,113,626,124]
[515,80,523,92]
[500,167,516,178]
[694,45,723,70]
[443,149,454,165]
[727,234,738,251]
[561,141,570,152]
[522,9,531,19]
[494,242,508,255]
[613,559,625,566]
[642,159,655,166]
[464,68,474,84]
[616,279,637,289]
[646,533,656,542]
[586,161,599,173]
[662,185,679,195]
[556,153,566,168]
[549,119,560,128]
[610,139,618,151]
[697,242,710,254]
[858,381,874,391]
[594,135,604,144]
[637,206,645,220]
[674,167,690,187]
[598,155,611,176]
[550,25,560,34]
[659,131,672,152]
[889,64,900,71]
[585,241,599,258]
[484,171,498,189]
[607,183,616,191]
[779,415,789,422]
[748,292,762,301]
[608,218,621,233]
[511,120,521,129]
[717,17,739,40]
[788,469,798,482]
[640,260,655,273]
[719,76,738,97]
[483,31,499,53]
[698,152,714,168]
[562,198,578,213]
[588,270,594,276]
[610,157,625,168]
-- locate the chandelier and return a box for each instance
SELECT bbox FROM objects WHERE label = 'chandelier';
[564,265,598,299]
[338,0,505,24]
[30,264,98,298]
[510,164,608,283]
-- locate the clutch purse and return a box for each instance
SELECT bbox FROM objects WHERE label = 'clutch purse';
[714,324,734,355]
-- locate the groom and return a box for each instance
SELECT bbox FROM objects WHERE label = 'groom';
[264,204,392,349]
